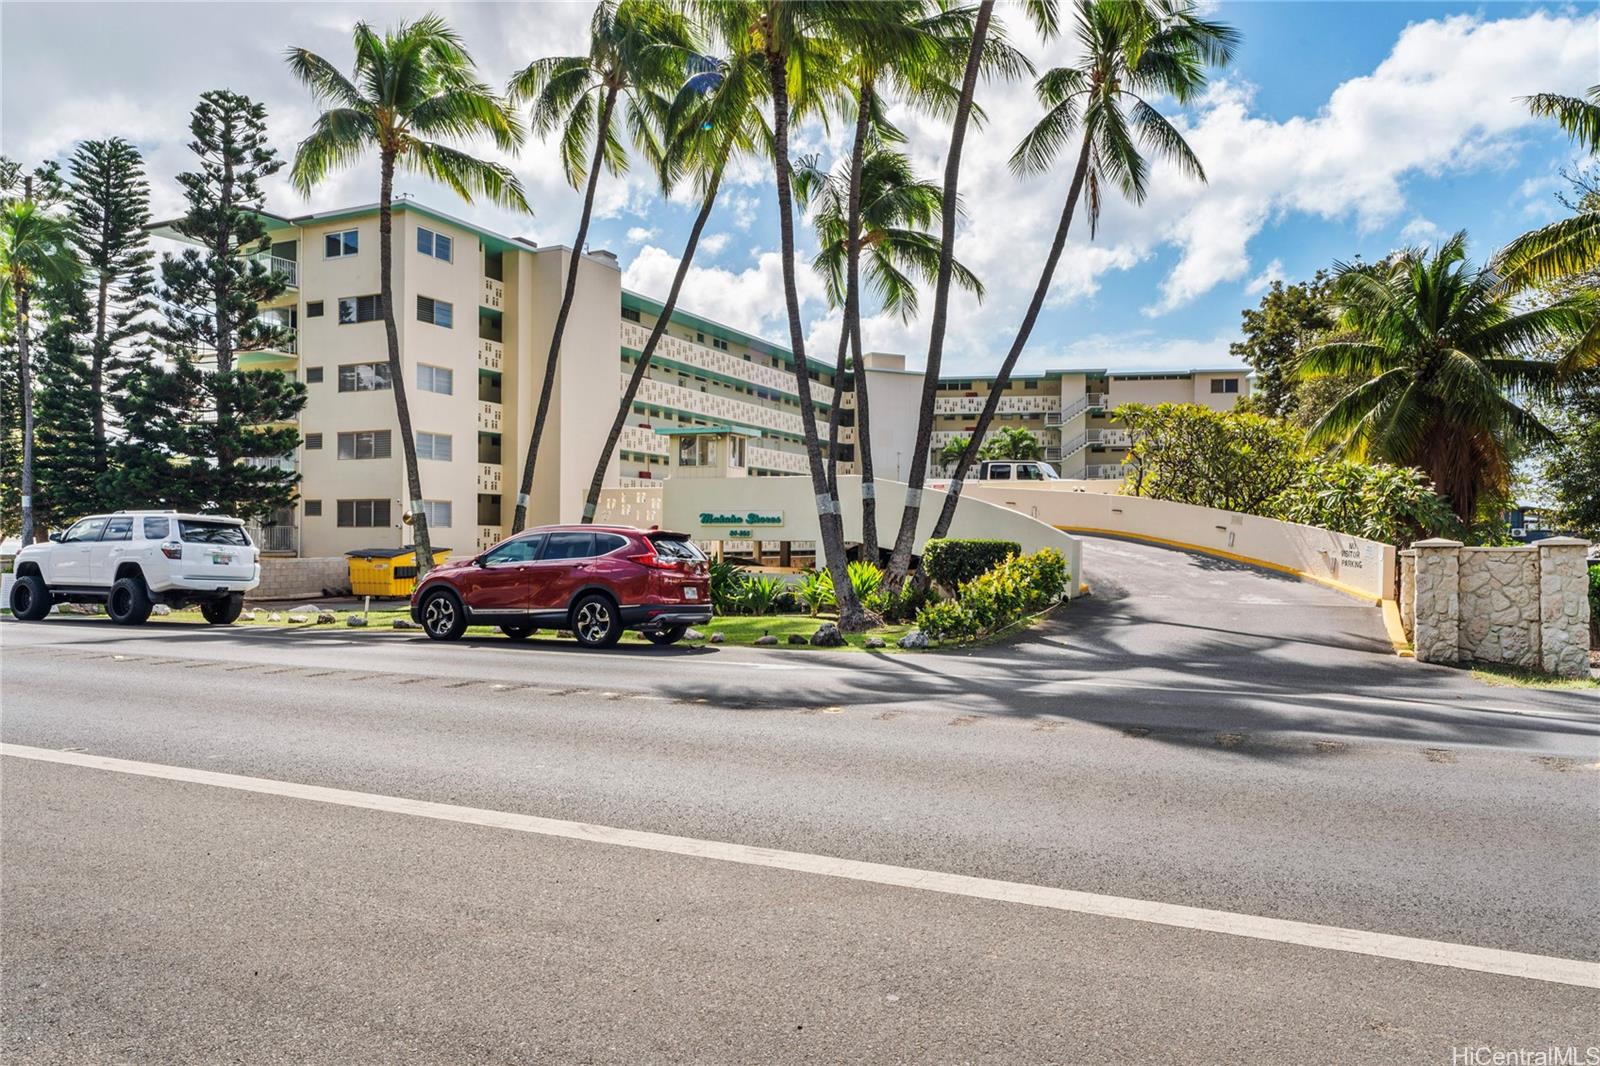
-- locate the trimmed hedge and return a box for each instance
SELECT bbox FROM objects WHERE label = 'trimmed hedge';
[915,548,1069,643]
[921,538,1022,590]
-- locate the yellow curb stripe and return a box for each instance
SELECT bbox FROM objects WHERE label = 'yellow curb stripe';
[1381,598,1415,657]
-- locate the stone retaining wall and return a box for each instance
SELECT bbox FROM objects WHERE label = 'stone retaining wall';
[254,557,351,601]
[1399,537,1591,677]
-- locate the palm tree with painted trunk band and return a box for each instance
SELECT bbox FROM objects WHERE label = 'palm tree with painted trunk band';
[579,48,770,525]
[1296,232,1590,525]
[923,0,1237,550]
[0,171,81,544]
[287,14,527,577]
[506,0,694,533]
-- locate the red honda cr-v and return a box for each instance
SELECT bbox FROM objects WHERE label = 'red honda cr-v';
[410,525,711,648]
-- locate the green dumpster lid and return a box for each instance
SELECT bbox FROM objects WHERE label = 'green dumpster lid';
[344,547,450,559]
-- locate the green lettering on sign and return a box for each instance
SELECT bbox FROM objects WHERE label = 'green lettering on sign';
[698,511,784,526]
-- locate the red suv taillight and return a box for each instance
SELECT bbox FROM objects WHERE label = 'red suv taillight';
[628,551,682,571]
[161,541,183,560]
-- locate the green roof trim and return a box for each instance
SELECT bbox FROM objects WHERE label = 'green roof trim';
[622,289,836,377]
[653,424,761,437]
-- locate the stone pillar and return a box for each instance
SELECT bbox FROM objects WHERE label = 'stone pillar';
[1411,539,1462,665]
[1398,550,1416,642]
[1536,537,1592,679]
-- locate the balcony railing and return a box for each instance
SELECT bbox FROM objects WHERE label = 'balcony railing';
[619,322,834,409]
[477,462,503,493]
[475,525,501,552]
[248,524,298,554]
[482,276,505,310]
[837,426,856,445]
[618,425,667,456]
[478,337,503,372]
[253,254,298,287]
[1060,428,1132,456]
[1044,393,1109,426]
[478,400,503,433]
[933,394,1061,416]
[1083,463,1126,479]
[747,445,808,474]
[244,455,297,473]
[629,373,805,437]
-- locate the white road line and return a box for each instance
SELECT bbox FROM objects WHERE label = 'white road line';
[5,742,1596,990]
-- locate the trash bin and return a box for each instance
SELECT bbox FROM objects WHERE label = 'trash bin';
[345,547,451,597]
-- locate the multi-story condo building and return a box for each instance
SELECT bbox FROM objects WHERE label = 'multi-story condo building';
[158,198,1244,559]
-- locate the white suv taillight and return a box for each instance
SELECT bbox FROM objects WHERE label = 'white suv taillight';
[161,541,183,560]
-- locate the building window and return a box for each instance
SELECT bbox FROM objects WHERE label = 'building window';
[417,364,453,395]
[711,337,729,351]
[306,301,325,318]
[1210,378,1240,394]
[339,362,392,392]
[622,307,641,323]
[416,227,453,262]
[417,295,453,328]
[422,500,452,528]
[338,294,382,324]
[324,229,359,258]
[305,366,324,384]
[304,432,323,450]
[416,431,453,462]
[337,499,391,527]
[337,430,392,460]
[678,435,717,467]
[304,500,323,517]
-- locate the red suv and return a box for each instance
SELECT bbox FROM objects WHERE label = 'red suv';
[410,525,712,648]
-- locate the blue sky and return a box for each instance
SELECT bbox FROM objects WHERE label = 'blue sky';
[3,1,1594,374]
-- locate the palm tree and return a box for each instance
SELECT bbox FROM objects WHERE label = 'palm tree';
[1,181,82,543]
[937,435,971,473]
[579,49,768,524]
[1296,233,1587,524]
[794,142,985,540]
[921,0,1237,551]
[978,425,1041,460]
[506,0,692,533]
[287,14,527,576]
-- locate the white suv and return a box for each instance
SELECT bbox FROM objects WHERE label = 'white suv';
[8,511,261,626]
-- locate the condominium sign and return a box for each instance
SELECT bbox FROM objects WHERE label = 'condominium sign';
[699,510,784,539]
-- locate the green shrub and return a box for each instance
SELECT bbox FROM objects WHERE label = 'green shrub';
[709,558,748,614]
[915,600,978,641]
[1589,564,1599,641]
[735,574,786,616]
[795,568,834,615]
[865,580,929,623]
[919,547,1070,644]
[847,560,883,600]
[921,538,1021,590]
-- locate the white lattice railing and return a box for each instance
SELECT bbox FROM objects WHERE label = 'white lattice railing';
[620,322,834,408]
[477,463,502,493]
[478,337,503,372]
[934,393,1062,416]
[478,400,502,433]
[482,276,504,310]
[629,373,805,437]
[618,425,668,456]
[1083,464,1126,479]
[747,445,808,474]
[595,486,663,527]
[1044,393,1109,426]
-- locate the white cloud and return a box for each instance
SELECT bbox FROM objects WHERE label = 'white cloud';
[1244,259,1285,297]
[623,244,828,343]
[1399,216,1443,244]
[626,226,658,243]
[698,232,730,256]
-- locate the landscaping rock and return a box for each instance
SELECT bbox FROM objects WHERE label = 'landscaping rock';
[708,632,725,644]
[809,623,845,647]
[61,603,102,615]
[267,612,282,623]
[754,634,778,646]
[556,629,574,639]
[346,615,368,627]
[150,604,172,616]
[897,629,929,649]
[864,636,885,648]
[684,628,705,641]
[392,619,420,630]
[291,604,322,616]
[286,613,309,624]
[787,633,809,645]
[241,609,258,620]
[315,611,337,625]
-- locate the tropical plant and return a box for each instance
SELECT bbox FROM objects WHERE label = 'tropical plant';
[0,168,82,542]
[1538,369,1600,538]
[977,425,1041,461]
[1118,402,1303,514]
[580,35,768,524]
[794,567,835,616]
[920,0,1239,555]
[846,559,884,601]
[914,546,1067,642]
[708,556,748,613]
[507,0,692,532]
[920,537,1021,590]
[1295,233,1587,523]
[733,573,786,615]
[1499,86,1600,303]
[1228,271,1335,419]
[287,13,527,574]
[1269,459,1458,548]
[937,435,971,473]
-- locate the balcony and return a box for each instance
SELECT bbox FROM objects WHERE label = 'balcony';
[933,394,1061,416]
[475,525,501,552]
[482,276,504,310]
[252,254,298,288]
[837,426,856,445]
[629,373,805,437]
[618,425,667,456]
[1083,464,1125,479]
[478,400,503,433]
[1060,428,1132,457]
[478,337,503,372]
[1044,393,1109,426]
[747,445,808,474]
[839,389,855,409]
[619,321,834,409]
[477,462,503,493]
[246,523,297,554]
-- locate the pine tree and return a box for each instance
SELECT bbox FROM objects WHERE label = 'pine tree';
[110,90,303,519]
[66,137,154,478]
[31,274,103,528]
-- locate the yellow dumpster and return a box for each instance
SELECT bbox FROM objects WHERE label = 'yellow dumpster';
[345,546,450,598]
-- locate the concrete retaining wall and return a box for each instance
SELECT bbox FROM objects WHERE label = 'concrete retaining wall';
[1400,537,1591,677]
[254,557,351,601]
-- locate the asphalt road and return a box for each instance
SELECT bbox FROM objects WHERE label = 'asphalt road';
[3,536,1596,1063]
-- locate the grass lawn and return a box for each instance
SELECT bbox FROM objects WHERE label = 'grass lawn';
[1469,662,1600,690]
[695,614,916,650]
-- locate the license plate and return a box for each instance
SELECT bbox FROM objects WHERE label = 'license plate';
[684,587,698,600]
[212,553,233,565]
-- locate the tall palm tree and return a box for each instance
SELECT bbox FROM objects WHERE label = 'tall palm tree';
[695,0,892,629]
[1,183,82,543]
[794,142,985,540]
[579,50,769,524]
[923,0,1237,548]
[287,14,527,576]
[506,0,692,533]
[1297,233,1587,523]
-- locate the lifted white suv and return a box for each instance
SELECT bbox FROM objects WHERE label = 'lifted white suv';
[9,511,260,626]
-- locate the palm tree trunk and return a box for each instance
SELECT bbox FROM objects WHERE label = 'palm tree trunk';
[581,167,724,524]
[18,283,36,544]
[930,137,1092,541]
[378,149,433,575]
[767,46,868,631]
[884,0,993,587]
[844,82,878,563]
[824,82,871,520]
[512,86,619,534]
